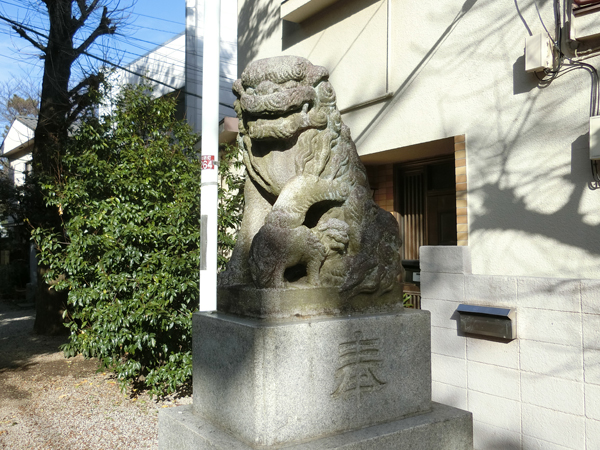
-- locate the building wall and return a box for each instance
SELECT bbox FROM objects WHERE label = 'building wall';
[237,2,600,447]
[108,0,238,125]
[421,246,600,450]
[1,119,34,187]
[9,151,31,186]
[237,0,600,280]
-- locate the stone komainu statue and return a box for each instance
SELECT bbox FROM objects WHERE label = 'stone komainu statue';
[221,56,401,299]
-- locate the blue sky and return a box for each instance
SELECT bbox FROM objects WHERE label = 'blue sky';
[0,0,186,86]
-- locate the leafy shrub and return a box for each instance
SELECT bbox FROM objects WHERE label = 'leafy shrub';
[32,85,243,396]
[217,145,244,271]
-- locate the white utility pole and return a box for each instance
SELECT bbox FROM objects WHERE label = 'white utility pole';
[185,0,202,135]
[199,0,220,311]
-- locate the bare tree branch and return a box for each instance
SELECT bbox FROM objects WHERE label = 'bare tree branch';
[68,73,99,98]
[66,93,94,124]
[73,0,101,31]
[12,25,46,53]
[67,72,104,121]
[0,77,40,128]
[74,6,117,55]
[0,14,47,53]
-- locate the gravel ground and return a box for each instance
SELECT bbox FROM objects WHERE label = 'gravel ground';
[0,298,191,450]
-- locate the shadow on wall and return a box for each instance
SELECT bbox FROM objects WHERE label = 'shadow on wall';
[238,0,280,75]
[354,0,479,143]
[236,0,600,274]
[282,0,381,51]
[428,0,600,273]
[512,55,538,95]
[480,438,519,450]
[460,0,600,272]
[468,129,600,273]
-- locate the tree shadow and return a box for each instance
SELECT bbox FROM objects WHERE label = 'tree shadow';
[237,0,280,75]
[0,298,103,404]
[354,0,479,143]
[0,300,68,370]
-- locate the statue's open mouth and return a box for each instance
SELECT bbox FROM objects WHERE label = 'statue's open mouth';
[246,135,299,159]
[246,103,313,141]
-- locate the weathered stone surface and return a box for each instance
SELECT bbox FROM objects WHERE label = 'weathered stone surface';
[217,284,405,319]
[220,56,402,304]
[192,310,431,447]
[159,402,473,450]
[157,56,474,450]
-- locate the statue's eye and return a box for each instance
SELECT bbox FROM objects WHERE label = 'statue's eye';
[246,88,255,95]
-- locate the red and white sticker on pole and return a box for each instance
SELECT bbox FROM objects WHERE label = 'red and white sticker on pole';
[201,155,216,170]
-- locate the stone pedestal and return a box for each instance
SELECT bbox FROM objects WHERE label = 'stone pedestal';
[193,310,430,447]
[160,402,472,449]
[159,306,473,449]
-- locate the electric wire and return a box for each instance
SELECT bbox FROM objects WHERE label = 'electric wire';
[3,0,186,28]
[0,12,236,84]
[0,5,237,85]
[131,11,184,26]
[106,42,237,96]
[0,51,42,67]
[113,44,237,89]
[115,32,237,49]
[528,1,600,181]
[84,51,235,109]
[0,0,185,31]
[0,0,236,48]
[0,12,236,110]
[532,0,556,46]
[533,0,600,114]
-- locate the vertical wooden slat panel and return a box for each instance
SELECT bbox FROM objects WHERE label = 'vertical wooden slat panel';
[402,172,424,260]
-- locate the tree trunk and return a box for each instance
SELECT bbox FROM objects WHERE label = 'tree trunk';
[31,1,74,335]
[33,266,68,336]
[33,1,74,177]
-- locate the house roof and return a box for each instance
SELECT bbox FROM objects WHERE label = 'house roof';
[1,116,36,158]
[16,116,37,131]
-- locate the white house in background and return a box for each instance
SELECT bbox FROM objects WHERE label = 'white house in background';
[108,0,238,137]
[0,116,36,186]
[0,116,35,265]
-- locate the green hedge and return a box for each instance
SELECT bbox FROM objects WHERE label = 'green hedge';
[33,85,243,396]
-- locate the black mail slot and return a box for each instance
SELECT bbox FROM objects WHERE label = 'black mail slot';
[456,304,516,340]
[401,259,420,284]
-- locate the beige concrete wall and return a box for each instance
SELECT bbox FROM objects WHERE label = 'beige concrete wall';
[237,0,600,280]
[421,246,600,450]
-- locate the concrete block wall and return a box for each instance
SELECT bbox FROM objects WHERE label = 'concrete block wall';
[420,246,600,450]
